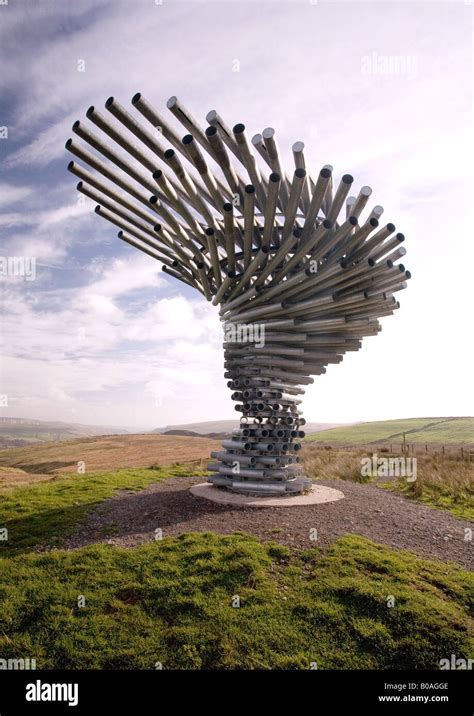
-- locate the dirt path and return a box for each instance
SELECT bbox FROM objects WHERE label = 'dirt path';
[60,477,473,569]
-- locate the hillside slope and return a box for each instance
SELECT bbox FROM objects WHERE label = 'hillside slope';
[0,434,220,476]
[306,417,474,445]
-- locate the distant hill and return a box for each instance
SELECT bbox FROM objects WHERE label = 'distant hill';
[154,420,237,435]
[306,417,474,446]
[163,429,231,439]
[0,417,349,450]
[0,417,129,449]
[155,420,348,436]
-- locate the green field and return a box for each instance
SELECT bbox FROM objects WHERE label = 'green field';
[0,466,202,555]
[0,532,472,670]
[0,466,472,669]
[306,417,474,446]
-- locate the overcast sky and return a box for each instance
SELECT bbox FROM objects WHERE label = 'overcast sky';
[0,0,472,430]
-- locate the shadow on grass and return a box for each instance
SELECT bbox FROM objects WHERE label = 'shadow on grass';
[0,502,95,554]
[19,461,78,474]
[0,467,207,555]
[0,484,239,555]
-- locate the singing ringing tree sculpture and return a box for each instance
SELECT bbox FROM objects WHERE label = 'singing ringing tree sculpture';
[66,94,410,497]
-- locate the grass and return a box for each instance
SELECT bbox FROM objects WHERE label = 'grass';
[401,419,474,445]
[0,433,220,475]
[380,453,474,521]
[382,481,474,521]
[0,466,205,555]
[306,417,474,446]
[302,445,371,483]
[302,445,474,520]
[0,532,471,670]
[0,465,57,490]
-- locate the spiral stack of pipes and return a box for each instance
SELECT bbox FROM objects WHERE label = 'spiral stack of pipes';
[67,94,409,496]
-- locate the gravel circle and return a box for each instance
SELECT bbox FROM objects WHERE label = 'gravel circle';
[57,476,474,569]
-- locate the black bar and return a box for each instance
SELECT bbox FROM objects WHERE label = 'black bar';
[0,669,471,714]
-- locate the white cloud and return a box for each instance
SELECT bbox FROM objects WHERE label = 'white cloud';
[0,182,33,208]
[0,275,226,428]
[3,113,77,168]
[39,200,92,227]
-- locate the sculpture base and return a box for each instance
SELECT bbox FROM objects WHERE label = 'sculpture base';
[208,472,312,496]
[191,482,345,507]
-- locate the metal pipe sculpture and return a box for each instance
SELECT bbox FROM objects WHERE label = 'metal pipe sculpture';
[67,95,410,496]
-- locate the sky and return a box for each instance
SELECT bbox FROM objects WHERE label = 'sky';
[0,0,473,430]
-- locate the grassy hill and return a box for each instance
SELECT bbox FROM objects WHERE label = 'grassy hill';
[1,530,472,670]
[0,433,220,485]
[306,417,474,446]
